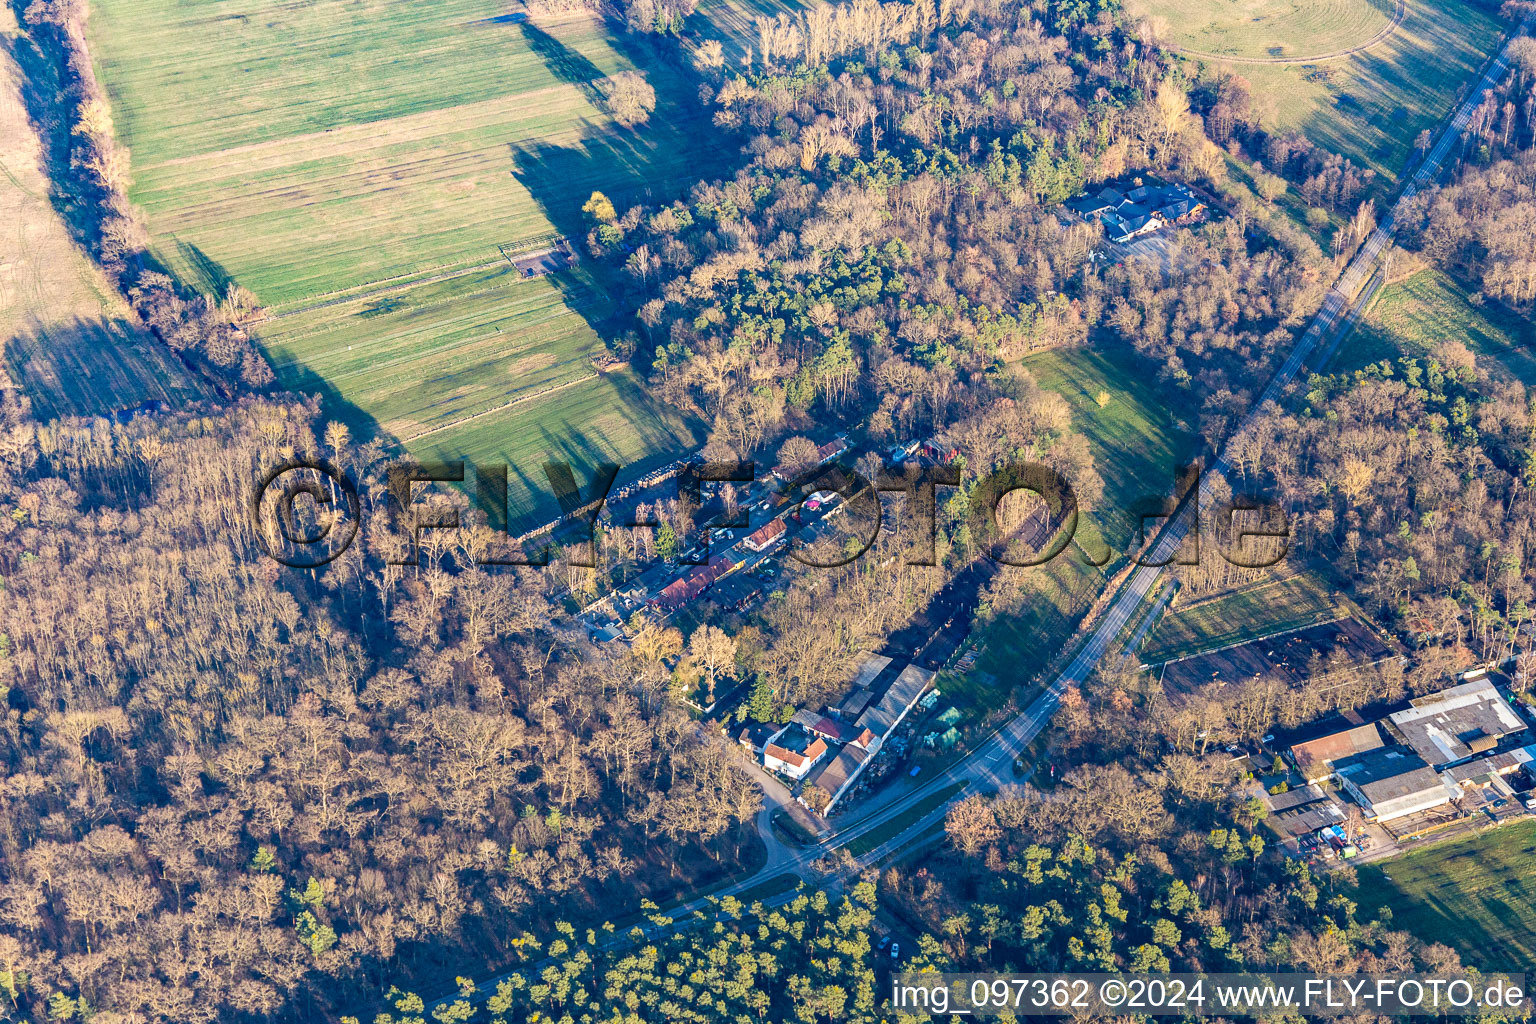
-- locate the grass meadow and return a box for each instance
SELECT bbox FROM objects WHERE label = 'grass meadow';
[1351,820,1536,969]
[87,0,746,525]
[1022,343,1198,555]
[933,552,1104,722]
[1197,0,1504,178]
[1,9,203,420]
[1141,571,1342,664]
[1130,0,1395,59]
[1336,268,1536,385]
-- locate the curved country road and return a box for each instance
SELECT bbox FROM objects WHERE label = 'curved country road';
[1168,0,1406,65]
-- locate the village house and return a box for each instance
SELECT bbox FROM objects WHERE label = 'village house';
[793,653,937,815]
[762,723,829,780]
[742,517,787,553]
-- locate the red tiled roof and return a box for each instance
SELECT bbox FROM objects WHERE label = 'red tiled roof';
[766,736,828,768]
[745,518,786,548]
[652,556,733,610]
[1291,724,1384,772]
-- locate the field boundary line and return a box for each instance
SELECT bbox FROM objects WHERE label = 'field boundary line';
[257,255,516,323]
[396,370,603,443]
[1169,0,1406,64]
[1171,570,1324,613]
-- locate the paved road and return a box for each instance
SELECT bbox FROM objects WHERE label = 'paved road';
[429,15,1533,1012]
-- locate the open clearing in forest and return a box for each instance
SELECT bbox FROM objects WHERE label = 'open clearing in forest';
[1141,571,1344,665]
[0,12,202,420]
[88,0,746,528]
[1190,0,1504,178]
[1352,820,1536,969]
[1129,0,1396,60]
[1023,343,1198,554]
[1337,268,1536,385]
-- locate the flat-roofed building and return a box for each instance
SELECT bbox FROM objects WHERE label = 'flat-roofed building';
[1385,677,1526,768]
[855,662,935,746]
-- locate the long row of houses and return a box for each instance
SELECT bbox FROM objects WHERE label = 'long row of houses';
[1281,676,1532,834]
[740,653,936,815]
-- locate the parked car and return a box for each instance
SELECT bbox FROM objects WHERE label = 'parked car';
[909,765,921,777]
[890,942,900,961]
[877,936,891,951]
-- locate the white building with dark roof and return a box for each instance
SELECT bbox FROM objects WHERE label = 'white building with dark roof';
[1334,747,1454,822]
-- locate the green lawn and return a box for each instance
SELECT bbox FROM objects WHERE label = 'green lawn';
[1131,0,1395,60]
[1351,820,1536,969]
[952,553,1103,709]
[88,0,732,527]
[1336,268,1536,385]
[843,782,968,856]
[1141,571,1342,664]
[1191,0,1503,179]
[1023,344,1197,554]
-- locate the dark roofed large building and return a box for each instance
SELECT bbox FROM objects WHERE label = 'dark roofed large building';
[1064,179,1204,243]
[856,662,935,742]
[1267,782,1327,813]
[1334,746,1452,822]
[808,745,871,812]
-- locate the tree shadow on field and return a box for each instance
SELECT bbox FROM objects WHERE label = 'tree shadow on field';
[1,16,99,243]
[496,21,750,508]
[257,346,391,454]
[517,20,606,107]
[173,237,237,298]
[2,316,205,421]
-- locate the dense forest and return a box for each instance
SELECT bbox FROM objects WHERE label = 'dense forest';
[596,0,1331,456]
[355,760,1507,1023]
[0,400,780,1021]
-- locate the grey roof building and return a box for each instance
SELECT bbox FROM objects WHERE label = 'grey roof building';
[1386,677,1526,767]
[1334,746,1454,822]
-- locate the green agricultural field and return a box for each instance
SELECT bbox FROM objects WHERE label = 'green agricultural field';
[1130,0,1395,60]
[1351,820,1536,969]
[88,0,741,526]
[1187,0,1503,178]
[1337,268,1536,385]
[1023,344,1198,554]
[1141,571,1342,664]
